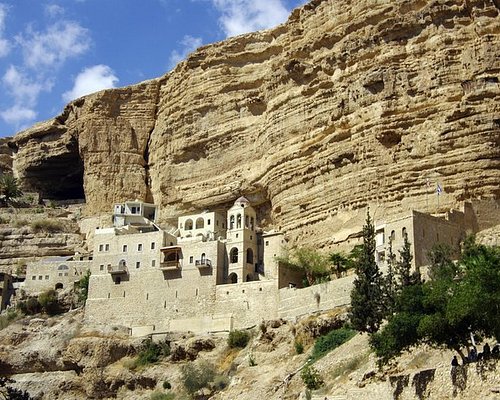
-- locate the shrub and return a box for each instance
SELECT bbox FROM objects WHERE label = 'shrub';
[162,381,171,390]
[294,340,304,354]
[227,329,250,348]
[150,391,175,400]
[181,361,216,394]
[17,297,41,315]
[0,309,18,330]
[300,365,324,390]
[212,374,229,391]
[76,270,91,304]
[310,327,356,363]
[31,219,64,233]
[136,338,171,367]
[38,290,60,315]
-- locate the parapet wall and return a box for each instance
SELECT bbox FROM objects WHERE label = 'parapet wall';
[278,275,354,320]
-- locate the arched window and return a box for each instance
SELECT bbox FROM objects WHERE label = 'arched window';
[201,253,206,262]
[250,217,254,230]
[196,217,204,229]
[390,230,395,241]
[402,227,407,239]
[57,265,69,270]
[245,215,249,228]
[119,259,126,268]
[230,247,238,263]
[185,219,193,230]
[237,214,242,228]
[228,273,238,284]
[230,215,235,230]
[246,248,254,264]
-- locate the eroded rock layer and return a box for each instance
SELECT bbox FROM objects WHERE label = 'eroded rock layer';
[11,0,500,247]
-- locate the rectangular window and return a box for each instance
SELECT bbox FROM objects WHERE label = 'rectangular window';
[265,241,269,246]
[151,260,156,267]
[38,275,42,280]
[45,275,49,280]
[32,276,36,280]
[138,244,143,251]
[151,242,155,250]
[99,244,104,252]
[123,245,128,252]
[99,264,104,271]
[59,272,62,277]
[136,261,141,269]
[189,256,194,263]
[208,219,211,225]
[105,244,109,251]
[64,272,68,276]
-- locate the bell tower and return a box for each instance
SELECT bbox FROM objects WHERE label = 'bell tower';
[226,196,258,283]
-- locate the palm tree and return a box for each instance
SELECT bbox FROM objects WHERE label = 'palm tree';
[0,173,23,206]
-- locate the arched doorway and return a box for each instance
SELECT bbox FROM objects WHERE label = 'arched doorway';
[228,273,238,284]
[55,282,63,290]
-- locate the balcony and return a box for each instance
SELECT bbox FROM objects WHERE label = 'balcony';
[108,265,128,275]
[160,261,180,271]
[195,259,212,268]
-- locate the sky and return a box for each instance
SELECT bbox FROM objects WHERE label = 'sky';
[0,0,307,138]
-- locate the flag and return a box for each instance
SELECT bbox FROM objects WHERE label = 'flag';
[436,184,442,195]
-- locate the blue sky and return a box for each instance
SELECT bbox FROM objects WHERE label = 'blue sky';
[0,0,306,138]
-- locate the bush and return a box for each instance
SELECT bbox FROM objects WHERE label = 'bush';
[310,327,356,363]
[76,270,91,304]
[150,391,175,400]
[17,297,41,315]
[31,219,64,233]
[162,381,171,390]
[38,290,60,315]
[0,309,18,330]
[136,338,170,367]
[181,361,216,394]
[294,340,304,354]
[227,329,250,348]
[300,365,323,390]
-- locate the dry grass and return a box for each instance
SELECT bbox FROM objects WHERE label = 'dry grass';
[217,347,240,372]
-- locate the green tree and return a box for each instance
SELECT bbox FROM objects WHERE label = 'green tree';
[394,235,420,291]
[349,211,384,333]
[0,174,23,206]
[329,252,350,278]
[76,270,91,304]
[275,247,330,286]
[38,290,60,316]
[381,238,397,315]
[370,239,500,364]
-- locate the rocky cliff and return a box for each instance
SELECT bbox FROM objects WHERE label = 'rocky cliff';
[9,0,500,247]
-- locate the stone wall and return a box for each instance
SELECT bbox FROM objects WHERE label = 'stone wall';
[278,274,354,319]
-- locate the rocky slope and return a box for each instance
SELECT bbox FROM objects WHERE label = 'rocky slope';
[7,0,500,248]
[1,308,499,399]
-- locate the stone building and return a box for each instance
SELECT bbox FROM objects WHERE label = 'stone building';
[375,209,467,270]
[24,254,93,294]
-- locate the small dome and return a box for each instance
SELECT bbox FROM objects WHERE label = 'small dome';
[234,196,250,206]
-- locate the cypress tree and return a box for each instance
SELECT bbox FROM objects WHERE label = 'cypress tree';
[349,210,384,333]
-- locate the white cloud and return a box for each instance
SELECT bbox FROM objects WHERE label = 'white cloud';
[2,65,52,106]
[0,105,37,125]
[63,64,118,102]
[212,0,289,37]
[0,3,11,57]
[45,4,65,18]
[16,21,90,69]
[168,35,203,69]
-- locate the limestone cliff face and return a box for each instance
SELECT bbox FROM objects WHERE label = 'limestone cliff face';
[10,0,500,247]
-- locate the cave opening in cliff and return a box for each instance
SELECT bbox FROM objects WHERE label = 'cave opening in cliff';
[23,139,85,201]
